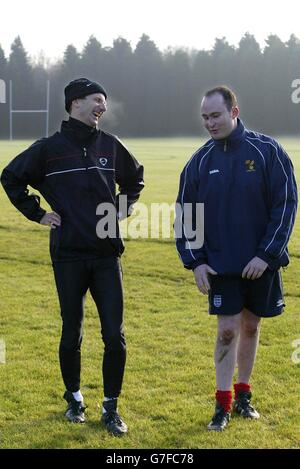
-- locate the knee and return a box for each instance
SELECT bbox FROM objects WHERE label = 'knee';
[104,332,126,352]
[219,328,237,346]
[60,327,83,350]
[242,321,260,338]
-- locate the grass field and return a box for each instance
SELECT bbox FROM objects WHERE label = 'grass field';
[0,137,299,449]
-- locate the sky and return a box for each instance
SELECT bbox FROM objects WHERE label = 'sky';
[1,0,300,62]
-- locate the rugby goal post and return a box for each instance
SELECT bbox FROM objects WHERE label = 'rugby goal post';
[9,79,50,139]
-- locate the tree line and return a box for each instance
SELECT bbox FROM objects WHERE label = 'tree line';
[0,33,300,138]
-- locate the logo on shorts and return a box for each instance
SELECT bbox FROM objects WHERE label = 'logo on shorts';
[213,295,222,307]
[99,157,108,166]
[276,299,284,307]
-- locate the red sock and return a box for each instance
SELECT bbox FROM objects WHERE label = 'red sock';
[216,390,232,413]
[234,382,251,399]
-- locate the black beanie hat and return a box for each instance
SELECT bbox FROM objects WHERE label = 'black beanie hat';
[64,77,107,112]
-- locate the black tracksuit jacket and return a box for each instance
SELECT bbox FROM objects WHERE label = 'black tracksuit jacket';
[1,118,144,261]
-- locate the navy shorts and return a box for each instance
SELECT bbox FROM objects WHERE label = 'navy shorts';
[208,269,285,317]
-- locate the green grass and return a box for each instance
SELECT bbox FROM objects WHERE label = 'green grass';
[0,138,299,449]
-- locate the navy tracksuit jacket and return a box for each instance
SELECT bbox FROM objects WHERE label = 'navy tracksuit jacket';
[176,119,298,275]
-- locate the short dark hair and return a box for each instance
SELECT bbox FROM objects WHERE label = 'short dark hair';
[203,86,238,111]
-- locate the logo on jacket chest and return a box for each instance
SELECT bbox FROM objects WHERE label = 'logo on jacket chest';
[99,157,108,166]
[245,160,255,172]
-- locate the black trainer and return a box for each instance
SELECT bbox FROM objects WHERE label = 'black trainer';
[207,403,231,431]
[233,391,260,419]
[63,391,86,423]
[101,399,128,436]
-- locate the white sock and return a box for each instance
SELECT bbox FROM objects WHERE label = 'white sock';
[72,390,83,402]
[102,397,117,414]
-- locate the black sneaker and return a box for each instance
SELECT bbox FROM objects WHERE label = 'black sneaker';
[63,391,86,423]
[207,403,231,431]
[101,399,128,436]
[233,391,260,419]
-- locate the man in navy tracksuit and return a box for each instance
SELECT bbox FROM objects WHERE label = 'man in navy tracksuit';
[175,86,297,431]
[1,78,144,435]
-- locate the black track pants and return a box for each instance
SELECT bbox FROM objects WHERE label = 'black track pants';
[52,256,125,398]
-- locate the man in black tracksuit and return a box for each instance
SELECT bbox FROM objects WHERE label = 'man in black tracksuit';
[1,78,144,435]
[176,86,297,431]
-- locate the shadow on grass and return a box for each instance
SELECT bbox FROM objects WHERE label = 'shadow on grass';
[9,412,115,449]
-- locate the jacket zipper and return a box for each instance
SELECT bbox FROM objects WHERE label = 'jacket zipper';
[83,146,89,171]
[82,146,92,192]
[224,140,227,152]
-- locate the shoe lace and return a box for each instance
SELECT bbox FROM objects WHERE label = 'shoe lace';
[241,400,255,411]
[105,410,123,426]
[212,407,227,424]
[70,400,86,414]
[237,394,255,412]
